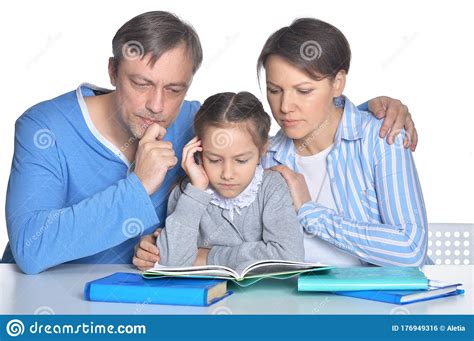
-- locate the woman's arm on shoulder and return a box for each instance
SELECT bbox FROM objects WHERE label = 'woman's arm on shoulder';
[298,131,427,266]
[360,96,418,151]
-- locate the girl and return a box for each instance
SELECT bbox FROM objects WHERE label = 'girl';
[155,92,304,272]
[259,18,428,266]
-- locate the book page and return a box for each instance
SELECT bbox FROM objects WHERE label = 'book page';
[241,260,329,278]
[144,264,239,279]
[144,260,330,281]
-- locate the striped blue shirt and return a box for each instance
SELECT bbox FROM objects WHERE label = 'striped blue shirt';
[261,97,428,266]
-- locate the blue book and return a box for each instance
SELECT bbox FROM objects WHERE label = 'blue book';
[84,272,231,307]
[334,282,464,305]
[298,267,429,292]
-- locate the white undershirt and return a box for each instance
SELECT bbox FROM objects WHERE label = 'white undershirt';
[296,144,362,266]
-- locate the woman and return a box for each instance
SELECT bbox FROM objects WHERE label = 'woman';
[260,18,427,266]
[132,20,422,270]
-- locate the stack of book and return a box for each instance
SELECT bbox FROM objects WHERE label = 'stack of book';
[85,260,332,306]
[84,264,463,306]
[297,267,464,305]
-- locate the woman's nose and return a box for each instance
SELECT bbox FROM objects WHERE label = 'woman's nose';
[280,91,295,114]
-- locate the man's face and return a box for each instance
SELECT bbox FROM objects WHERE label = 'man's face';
[109,45,194,139]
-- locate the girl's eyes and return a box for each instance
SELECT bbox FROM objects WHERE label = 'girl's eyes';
[208,159,249,164]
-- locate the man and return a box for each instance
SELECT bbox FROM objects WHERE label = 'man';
[3,11,416,274]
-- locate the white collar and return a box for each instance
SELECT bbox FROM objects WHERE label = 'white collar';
[205,165,264,221]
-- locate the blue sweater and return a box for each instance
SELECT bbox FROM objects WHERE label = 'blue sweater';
[3,84,199,274]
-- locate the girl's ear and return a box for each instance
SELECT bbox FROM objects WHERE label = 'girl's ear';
[332,70,347,97]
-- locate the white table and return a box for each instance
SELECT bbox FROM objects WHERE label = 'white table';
[0,264,472,315]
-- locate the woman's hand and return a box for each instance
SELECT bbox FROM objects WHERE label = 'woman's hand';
[271,165,311,211]
[368,96,418,151]
[193,248,209,266]
[182,137,209,190]
[132,229,161,271]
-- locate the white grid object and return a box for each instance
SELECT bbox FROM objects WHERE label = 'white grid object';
[427,223,473,265]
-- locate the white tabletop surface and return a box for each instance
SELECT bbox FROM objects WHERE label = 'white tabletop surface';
[0,264,472,315]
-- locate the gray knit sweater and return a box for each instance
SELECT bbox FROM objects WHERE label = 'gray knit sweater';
[156,170,304,272]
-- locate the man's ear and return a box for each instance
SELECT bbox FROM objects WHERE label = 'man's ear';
[332,70,347,97]
[108,57,117,87]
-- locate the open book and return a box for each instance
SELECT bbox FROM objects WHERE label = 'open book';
[143,260,332,287]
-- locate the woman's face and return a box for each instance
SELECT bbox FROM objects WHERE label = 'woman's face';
[264,55,343,142]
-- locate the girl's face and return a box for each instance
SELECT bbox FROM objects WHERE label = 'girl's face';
[264,55,344,142]
[201,124,262,198]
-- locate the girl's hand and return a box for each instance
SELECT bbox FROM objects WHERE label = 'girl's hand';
[193,248,209,266]
[271,165,311,211]
[132,228,161,271]
[182,137,209,191]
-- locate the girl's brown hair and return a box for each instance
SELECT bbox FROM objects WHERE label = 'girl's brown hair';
[194,91,271,150]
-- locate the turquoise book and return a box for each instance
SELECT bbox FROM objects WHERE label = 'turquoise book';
[298,267,429,292]
[84,272,231,306]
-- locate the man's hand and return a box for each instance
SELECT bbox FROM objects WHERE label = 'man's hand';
[134,123,178,195]
[368,96,418,151]
[133,229,161,271]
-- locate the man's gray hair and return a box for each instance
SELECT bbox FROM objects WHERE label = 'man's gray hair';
[112,11,203,73]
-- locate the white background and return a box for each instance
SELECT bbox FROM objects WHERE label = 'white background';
[0,0,473,252]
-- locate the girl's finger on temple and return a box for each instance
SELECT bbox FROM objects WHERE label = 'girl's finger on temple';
[187,146,202,160]
[183,145,191,157]
[184,142,200,151]
[184,136,198,147]
[184,148,197,164]
[181,147,191,167]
